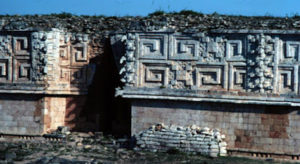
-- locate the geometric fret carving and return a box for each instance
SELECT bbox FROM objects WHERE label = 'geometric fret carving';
[112,31,300,100]
[60,46,68,59]
[15,59,31,81]
[19,63,30,78]
[196,65,225,90]
[60,68,70,82]
[170,35,199,60]
[71,43,88,65]
[229,64,246,91]
[285,41,300,62]
[70,67,87,86]
[0,62,6,76]
[0,30,92,95]
[13,37,29,56]
[140,63,169,87]
[277,66,298,94]
[138,34,167,59]
[0,33,36,84]
[0,59,9,82]
[59,45,69,64]
[226,40,243,61]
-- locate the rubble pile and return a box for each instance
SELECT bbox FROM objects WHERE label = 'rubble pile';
[136,124,227,157]
[1,12,300,42]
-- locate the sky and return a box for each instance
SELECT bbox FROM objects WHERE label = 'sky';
[1,0,300,17]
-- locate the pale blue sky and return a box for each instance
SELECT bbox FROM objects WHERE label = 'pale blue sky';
[1,0,299,17]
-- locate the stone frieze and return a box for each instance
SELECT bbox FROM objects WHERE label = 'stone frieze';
[0,29,93,95]
[111,30,300,106]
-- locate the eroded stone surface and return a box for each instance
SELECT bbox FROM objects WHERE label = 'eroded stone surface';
[111,30,300,106]
[0,29,94,134]
[0,132,271,164]
[135,123,227,157]
[0,29,93,94]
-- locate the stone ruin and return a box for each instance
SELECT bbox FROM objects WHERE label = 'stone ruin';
[1,14,300,160]
[0,28,94,134]
[135,123,227,157]
[111,30,300,160]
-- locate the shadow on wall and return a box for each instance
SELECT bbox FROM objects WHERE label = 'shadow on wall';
[64,38,131,136]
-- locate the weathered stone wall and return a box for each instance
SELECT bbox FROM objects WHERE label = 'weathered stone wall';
[0,29,96,134]
[0,95,43,135]
[132,100,300,157]
[2,13,300,159]
[43,97,66,131]
[112,31,300,106]
[110,29,300,158]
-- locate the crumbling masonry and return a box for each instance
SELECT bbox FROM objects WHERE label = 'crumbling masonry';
[111,30,300,159]
[2,14,300,159]
[0,29,94,134]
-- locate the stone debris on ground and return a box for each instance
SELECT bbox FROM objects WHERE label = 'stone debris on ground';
[135,123,227,157]
[0,126,285,164]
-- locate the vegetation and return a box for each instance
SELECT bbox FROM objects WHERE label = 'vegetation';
[148,10,166,17]
[50,12,73,18]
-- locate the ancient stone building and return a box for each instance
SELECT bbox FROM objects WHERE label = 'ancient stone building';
[111,30,300,159]
[2,13,300,159]
[0,29,94,134]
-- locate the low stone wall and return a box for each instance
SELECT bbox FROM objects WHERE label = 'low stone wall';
[135,123,227,157]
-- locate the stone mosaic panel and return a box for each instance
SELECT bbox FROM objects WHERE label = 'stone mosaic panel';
[228,63,246,91]
[111,31,300,104]
[0,29,92,95]
[276,66,298,94]
[139,62,169,87]
[0,33,33,83]
[195,64,226,90]
[285,41,300,62]
[169,35,199,60]
[226,40,244,61]
[138,34,167,60]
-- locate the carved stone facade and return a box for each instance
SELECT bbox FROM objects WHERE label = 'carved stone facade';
[112,30,300,106]
[0,29,92,94]
[0,29,93,134]
[111,30,300,159]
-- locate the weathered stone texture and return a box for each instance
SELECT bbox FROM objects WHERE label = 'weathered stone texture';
[111,30,300,157]
[64,96,88,130]
[112,31,300,106]
[0,29,93,94]
[43,97,66,131]
[0,29,94,134]
[135,123,227,157]
[132,100,300,155]
[0,95,43,135]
